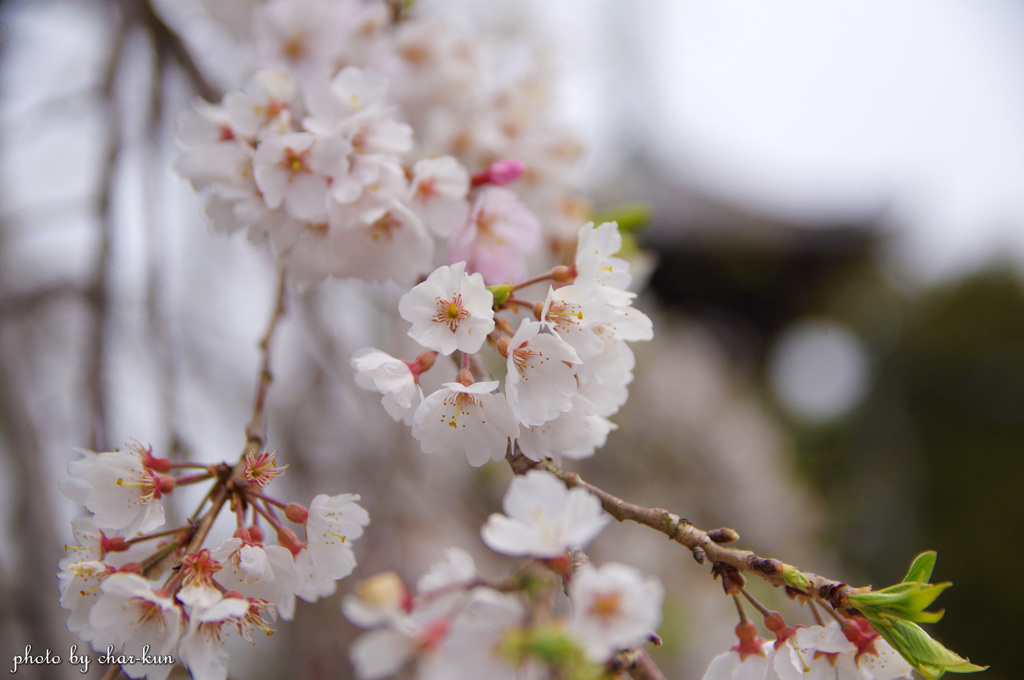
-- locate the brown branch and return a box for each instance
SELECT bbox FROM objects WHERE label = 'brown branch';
[139,0,221,101]
[506,451,867,610]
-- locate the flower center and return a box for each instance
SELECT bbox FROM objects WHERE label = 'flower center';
[279,147,312,179]
[433,294,470,332]
[589,591,623,624]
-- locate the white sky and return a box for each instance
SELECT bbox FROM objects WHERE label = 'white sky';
[537,0,1024,284]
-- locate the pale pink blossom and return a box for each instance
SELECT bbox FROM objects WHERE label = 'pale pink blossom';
[252,131,331,221]
[408,156,470,237]
[448,187,542,284]
[567,563,664,663]
[330,200,434,285]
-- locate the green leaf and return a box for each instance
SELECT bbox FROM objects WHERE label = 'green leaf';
[591,201,654,234]
[873,619,987,679]
[487,283,515,308]
[781,565,811,591]
[903,551,938,584]
[848,552,985,677]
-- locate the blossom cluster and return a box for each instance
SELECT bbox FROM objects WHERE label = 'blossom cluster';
[58,442,369,680]
[354,220,652,466]
[703,614,916,680]
[178,0,590,285]
[344,471,665,679]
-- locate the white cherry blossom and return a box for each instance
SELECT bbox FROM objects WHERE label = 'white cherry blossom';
[178,596,252,680]
[480,470,609,558]
[702,640,776,680]
[87,573,182,680]
[503,319,580,427]
[574,221,635,307]
[411,380,518,467]
[538,284,613,361]
[399,262,495,355]
[305,493,370,581]
[210,538,300,620]
[60,445,167,537]
[516,394,614,462]
[352,348,423,424]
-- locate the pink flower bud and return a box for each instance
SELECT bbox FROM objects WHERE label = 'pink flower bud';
[285,502,309,524]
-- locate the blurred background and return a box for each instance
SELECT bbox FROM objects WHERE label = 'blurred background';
[1,0,1022,678]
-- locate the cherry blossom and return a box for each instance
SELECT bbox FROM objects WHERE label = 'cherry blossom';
[210,538,300,621]
[480,470,609,558]
[448,187,542,285]
[408,156,470,237]
[515,394,615,462]
[398,262,495,355]
[573,221,635,308]
[411,380,518,467]
[567,562,664,663]
[351,348,423,425]
[60,444,169,537]
[503,319,580,427]
[178,596,252,680]
[304,493,370,581]
[87,573,182,680]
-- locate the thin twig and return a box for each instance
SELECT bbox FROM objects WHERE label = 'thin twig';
[185,269,289,555]
[85,12,129,452]
[506,451,867,609]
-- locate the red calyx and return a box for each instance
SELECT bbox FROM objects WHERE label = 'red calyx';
[732,620,767,661]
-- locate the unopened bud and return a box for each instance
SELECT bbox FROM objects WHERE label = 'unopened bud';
[247,524,265,543]
[284,502,308,525]
[495,337,511,358]
[551,265,574,283]
[356,572,408,609]
[471,158,525,187]
[708,527,740,544]
[543,553,573,579]
[275,527,304,556]
[764,611,798,644]
[692,547,707,564]
[413,350,437,375]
